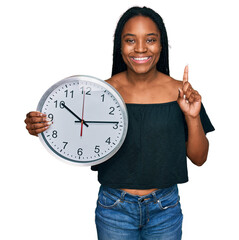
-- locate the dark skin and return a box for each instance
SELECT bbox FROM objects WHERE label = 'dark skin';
[25,16,209,196]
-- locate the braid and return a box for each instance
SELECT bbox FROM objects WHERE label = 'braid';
[112,6,170,77]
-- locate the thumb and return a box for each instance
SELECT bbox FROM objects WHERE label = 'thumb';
[177,88,184,100]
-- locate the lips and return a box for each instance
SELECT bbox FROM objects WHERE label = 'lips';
[130,56,152,64]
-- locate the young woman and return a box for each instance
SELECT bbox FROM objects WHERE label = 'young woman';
[25,6,214,240]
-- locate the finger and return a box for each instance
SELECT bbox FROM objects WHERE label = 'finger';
[183,65,189,84]
[193,91,201,102]
[188,90,201,103]
[25,111,47,124]
[182,82,192,94]
[188,93,195,103]
[28,126,49,136]
[26,111,46,118]
[185,87,194,99]
[28,122,53,131]
[25,116,50,124]
[177,88,184,99]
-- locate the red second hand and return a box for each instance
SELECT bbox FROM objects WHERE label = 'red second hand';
[80,90,86,137]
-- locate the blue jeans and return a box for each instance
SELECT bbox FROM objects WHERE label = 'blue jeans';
[95,185,183,240]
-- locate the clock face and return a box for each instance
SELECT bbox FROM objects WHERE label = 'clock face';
[37,75,128,166]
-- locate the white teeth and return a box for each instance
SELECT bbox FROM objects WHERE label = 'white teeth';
[133,57,150,60]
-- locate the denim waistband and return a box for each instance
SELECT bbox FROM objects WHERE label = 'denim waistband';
[100,185,178,203]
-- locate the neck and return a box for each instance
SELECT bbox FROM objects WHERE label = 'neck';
[126,68,159,86]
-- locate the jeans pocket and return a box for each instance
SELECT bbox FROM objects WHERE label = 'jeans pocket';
[157,187,180,210]
[97,190,121,209]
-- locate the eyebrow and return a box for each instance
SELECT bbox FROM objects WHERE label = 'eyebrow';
[122,33,159,38]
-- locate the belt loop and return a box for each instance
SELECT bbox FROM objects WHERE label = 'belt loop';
[151,192,157,203]
[120,191,126,201]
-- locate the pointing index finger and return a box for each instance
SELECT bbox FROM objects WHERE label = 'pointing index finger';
[183,65,189,84]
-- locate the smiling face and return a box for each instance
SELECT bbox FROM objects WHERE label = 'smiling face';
[121,16,162,75]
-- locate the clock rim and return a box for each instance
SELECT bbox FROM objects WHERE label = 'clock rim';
[36,75,128,166]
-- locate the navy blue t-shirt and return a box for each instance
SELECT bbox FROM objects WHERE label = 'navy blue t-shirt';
[91,101,215,189]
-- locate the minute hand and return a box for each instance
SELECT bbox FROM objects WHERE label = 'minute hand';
[62,103,89,127]
[75,120,119,124]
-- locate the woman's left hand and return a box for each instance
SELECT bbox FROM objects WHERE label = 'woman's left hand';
[177,65,201,118]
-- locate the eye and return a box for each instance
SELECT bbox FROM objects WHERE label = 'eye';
[146,38,157,44]
[125,39,135,44]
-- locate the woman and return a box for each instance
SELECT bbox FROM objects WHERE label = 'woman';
[25,6,214,240]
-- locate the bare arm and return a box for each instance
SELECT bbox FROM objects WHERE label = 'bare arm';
[177,66,209,166]
[185,115,209,166]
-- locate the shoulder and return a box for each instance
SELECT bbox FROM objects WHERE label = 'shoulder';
[158,72,183,88]
[154,72,183,102]
[171,78,183,89]
[105,72,127,91]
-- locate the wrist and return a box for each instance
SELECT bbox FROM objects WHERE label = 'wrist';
[184,114,200,123]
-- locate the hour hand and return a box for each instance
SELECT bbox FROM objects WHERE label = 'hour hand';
[62,103,89,127]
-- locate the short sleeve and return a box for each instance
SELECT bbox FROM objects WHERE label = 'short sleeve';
[184,103,215,141]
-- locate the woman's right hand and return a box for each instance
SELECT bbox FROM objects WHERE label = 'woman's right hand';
[24,111,52,136]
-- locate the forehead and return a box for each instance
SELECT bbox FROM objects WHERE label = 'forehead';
[122,16,159,35]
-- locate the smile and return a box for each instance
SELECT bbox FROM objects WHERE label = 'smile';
[131,56,152,63]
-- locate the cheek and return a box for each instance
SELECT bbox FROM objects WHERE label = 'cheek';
[121,45,133,62]
[121,44,132,55]
[153,44,162,54]
[152,45,162,60]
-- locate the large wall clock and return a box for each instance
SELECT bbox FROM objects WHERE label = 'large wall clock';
[37,75,128,166]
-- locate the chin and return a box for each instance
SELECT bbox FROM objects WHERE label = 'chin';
[130,66,154,74]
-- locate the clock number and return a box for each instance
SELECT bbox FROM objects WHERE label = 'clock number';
[113,122,118,129]
[63,142,68,149]
[77,148,83,156]
[54,100,65,109]
[52,130,58,138]
[105,137,111,145]
[48,114,54,121]
[80,87,91,95]
[101,94,105,102]
[94,145,100,153]
[86,87,91,95]
[65,90,74,98]
[109,107,115,115]
[60,101,65,109]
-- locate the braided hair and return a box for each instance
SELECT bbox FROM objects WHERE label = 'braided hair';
[111,6,170,77]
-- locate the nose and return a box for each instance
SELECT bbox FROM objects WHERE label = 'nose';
[134,40,147,53]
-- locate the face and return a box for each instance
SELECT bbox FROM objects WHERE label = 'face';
[121,16,162,75]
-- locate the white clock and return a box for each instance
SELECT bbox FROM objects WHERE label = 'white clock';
[37,75,128,166]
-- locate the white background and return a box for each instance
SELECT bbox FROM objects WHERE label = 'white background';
[1,0,238,239]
